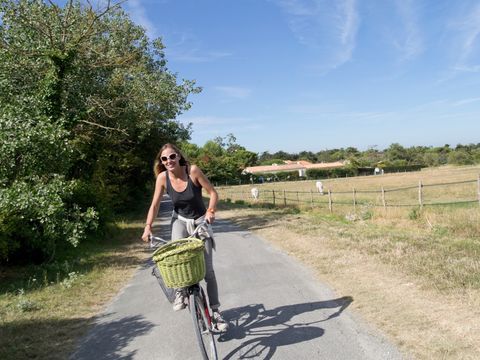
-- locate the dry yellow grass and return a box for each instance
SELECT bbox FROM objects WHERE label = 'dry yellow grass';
[219,165,480,210]
[217,206,480,360]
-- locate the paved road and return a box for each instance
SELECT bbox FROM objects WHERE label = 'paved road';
[71,198,404,360]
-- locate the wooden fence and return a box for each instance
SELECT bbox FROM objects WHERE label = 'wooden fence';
[217,175,480,212]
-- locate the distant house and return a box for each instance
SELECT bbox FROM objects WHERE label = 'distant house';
[243,160,346,177]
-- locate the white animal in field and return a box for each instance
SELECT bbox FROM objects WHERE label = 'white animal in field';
[315,181,324,195]
[251,187,259,200]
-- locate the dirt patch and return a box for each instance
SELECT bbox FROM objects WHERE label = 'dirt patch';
[218,207,480,360]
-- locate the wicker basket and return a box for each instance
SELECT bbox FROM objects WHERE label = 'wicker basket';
[152,238,205,288]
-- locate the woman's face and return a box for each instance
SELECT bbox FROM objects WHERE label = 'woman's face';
[160,148,180,170]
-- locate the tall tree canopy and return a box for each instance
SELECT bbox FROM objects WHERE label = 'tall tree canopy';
[0,0,200,262]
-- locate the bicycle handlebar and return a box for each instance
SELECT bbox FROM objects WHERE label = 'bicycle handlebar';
[148,219,209,249]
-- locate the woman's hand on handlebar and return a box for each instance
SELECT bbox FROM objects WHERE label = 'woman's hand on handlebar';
[205,211,215,225]
[141,225,152,242]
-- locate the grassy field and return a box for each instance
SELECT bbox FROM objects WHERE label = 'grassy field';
[216,165,480,359]
[218,165,480,238]
[219,165,480,210]
[0,221,148,360]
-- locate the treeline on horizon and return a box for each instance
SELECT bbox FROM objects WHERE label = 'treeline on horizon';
[256,142,480,168]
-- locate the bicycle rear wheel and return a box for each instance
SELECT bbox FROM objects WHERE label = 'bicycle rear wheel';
[189,291,218,360]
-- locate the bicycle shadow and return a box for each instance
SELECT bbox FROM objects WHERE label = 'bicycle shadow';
[218,296,353,360]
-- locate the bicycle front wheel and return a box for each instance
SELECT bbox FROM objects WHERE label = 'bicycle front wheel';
[189,292,218,360]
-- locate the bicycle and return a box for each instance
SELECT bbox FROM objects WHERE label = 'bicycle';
[149,221,218,360]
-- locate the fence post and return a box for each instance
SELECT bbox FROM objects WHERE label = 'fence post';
[283,190,286,206]
[477,174,480,206]
[352,188,356,212]
[272,189,276,206]
[328,189,332,213]
[296,191,299,203]
[310,190,313,207]
[381,186,386,209]
[418,180,423,208]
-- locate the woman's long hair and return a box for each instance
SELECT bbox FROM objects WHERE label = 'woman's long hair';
[153,143,188,177]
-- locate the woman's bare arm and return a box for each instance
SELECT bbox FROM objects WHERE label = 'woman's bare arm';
[141,173,166,241]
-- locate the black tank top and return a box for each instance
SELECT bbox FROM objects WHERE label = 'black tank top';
[166,169,206,219]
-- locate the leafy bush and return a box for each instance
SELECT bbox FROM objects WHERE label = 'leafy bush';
[0,176,98,263]
[380,164,424,173]
[0,112,71,183]
[251,171,299,182]
[16,289,41,312]
[306,168,357,179]
[408,207,421,220]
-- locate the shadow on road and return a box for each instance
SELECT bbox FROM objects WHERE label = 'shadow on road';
[214,213,280,233]
[70,314,154,360]
[218,296,353,360]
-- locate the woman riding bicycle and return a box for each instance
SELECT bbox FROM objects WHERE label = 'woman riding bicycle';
[141,143,228,332]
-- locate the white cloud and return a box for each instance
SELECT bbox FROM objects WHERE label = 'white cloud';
[163,32,232,63]
[452,97,480,106]
[272,0,359,72]
[336,0,359,65]
[183,116,263,142]
[170,49,232,63]
[394,0,423,61]
[444,2,480,78]
[125,0,158,38]
[457,3,480,65]
[215,86,252,99]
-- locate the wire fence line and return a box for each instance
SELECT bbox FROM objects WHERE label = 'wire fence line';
[217,176,480,213]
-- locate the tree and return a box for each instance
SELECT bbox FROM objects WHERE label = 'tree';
[192,135,257,184]
[385,143,408,163]
[448,150,474,165]
[357,146,382,166]
[0,0,200,262]
[298,151,316,162]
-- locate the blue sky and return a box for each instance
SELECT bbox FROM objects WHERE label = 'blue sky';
[125,0,480,153]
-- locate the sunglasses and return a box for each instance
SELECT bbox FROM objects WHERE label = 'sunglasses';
[161,153,178,162]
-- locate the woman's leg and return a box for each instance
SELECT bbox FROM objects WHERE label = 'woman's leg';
[171,217,189,240]
[203,237,220,309]
[171,217,220,309]
[170,217,189,310]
